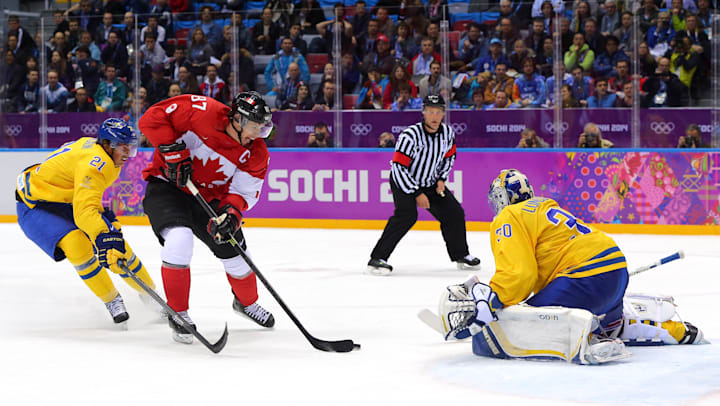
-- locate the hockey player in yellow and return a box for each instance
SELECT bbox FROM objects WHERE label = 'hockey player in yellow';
[437,169,706,364]
[16,118,159,326]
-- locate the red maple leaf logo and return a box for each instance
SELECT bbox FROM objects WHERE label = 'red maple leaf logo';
[192,156,227,187]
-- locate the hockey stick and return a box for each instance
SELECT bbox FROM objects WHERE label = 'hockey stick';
[417,251,686,335]
[119,261,229,354]
[186,180,360,353]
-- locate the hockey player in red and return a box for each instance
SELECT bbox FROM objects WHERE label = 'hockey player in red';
[139,91,276,344]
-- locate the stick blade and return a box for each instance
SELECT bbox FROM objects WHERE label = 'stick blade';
[310,338,360,353]
[208,323,229,354]
[417,309,445,335]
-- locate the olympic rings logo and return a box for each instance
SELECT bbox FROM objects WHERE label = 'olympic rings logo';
[350,123,372,136]
[450,123,467,134]
[650,122,675,134]
[4,125,22,136]
[544,121,569,134]
[80,123,100,135]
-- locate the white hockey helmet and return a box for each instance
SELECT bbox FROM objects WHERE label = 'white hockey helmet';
[438,284,476,341]
[488,169,535,215]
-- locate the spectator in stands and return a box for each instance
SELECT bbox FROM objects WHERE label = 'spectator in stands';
[474,38,509,75]
[24,56,39,76]
[150,0,173,34]
[228,12,254,53]
[600,0,620,36]
[16,69,40,113]
[67,87,95,112]
[119,12,134,47]
[101,31,129,78]
[639,0,660,34]
[315,62,336,100]
[642,57,689,107]
[423,0,445,25]
[350,0,371,39]
[274,62,303,107]
[341,52,361,94]
[586,77,616,107]
[67,1,100,34]
[487,89,516,109]
[668,32,700,93]
[483,62,514,106]
[534,0,563,29]
[571,1,592,34]
[199,64,226,103]
[558,17,574,53]
[146,64,170,105]
[609,59,630,93]
[169,46,192,82]
[268,0,295,32]
[94,12,116,47]
[457,23,485,72]
[469,88,485,110]
[578,122,614,148]
[404,0,430,39]
[188,28,214,76]
[498,0,532,29]
[418,60,450,100]
[139,33,168,85]
[697,0,713,32]
[383,63,419,108]
[593,35,629,78]
[517,128,550,148]
[378,131,395,148]
[393,21,419,61]
[279,82,314,110]
[214,25,235,63]
[42,69,70,113]
[51,32,71,62]
[495,17,519,57]
[168,0,191,19]
[513,57,546,108]
[265,37,311,95]
[583,18,605,54]
[177,65,200,95]
[570,65,593,107]
[168,83,181,98]
[670,0,689,31]
[355,64,384,110]
[545,64,573,106]
[73,30,101,62]
[425,22,442,54]
[312,80,336,111]
[141,15,166,48]
[614,81,634,107]
[284,23,308,56]
[254,7,284,55]
[306,122,332,147]
[188,6,223,46]
[637,42,657,76]
[684,14,711,102]
[390,82,422,111]
[94,64,126,112]
[292,0,326,35]
[52,9,70,36]
[535,37,555,77]
[219,47,256,91]
[358,19,381,60]
[647,12,676,59]
[564,32,594,73]
[614,11,634,54]
[0,50,23,111]
[376,7,396,40]
[508,39,535,74]
[678,124,710,148]
[526,19,549,57]
[74,46,99,96]
[561,83,581,107]
[48,50,73,90]
[362,34,394,77]
[66,18,81,50]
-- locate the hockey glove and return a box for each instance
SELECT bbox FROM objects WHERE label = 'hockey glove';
[95,231,127,274]
[158,141,193,188]
[470,282,501,326]
[207,205,242,244]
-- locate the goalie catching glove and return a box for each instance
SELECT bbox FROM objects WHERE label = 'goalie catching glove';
[95,230,128,274]
[158,141,193,188]
[439,275,503,341]
[207,205,242,244]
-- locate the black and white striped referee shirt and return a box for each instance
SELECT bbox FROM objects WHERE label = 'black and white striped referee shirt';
[390,122,457,195]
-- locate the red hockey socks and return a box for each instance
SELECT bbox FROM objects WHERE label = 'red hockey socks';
[226,272,258,306]
[161,263,191,312]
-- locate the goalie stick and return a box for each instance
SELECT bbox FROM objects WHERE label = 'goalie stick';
[119,261,229,354]
[186,180,360,353]
[417,251,686,334]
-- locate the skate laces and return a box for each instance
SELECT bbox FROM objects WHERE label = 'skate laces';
[105,296,127,316]
[173,310,194,326]
[244,303,271,323]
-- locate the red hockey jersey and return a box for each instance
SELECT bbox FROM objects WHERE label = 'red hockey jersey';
[139,94,269,212]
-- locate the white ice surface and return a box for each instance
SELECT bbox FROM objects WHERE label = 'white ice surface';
[1,224,719,406]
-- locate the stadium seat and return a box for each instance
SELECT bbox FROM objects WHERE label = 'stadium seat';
[307,53,329,74]
[448,3,469,14]
[452,20,474,32]
[255,74,268,94]
[254,54,273,73]
[448,31,460,58]
[174,28,191,41]
[343,94,358,109]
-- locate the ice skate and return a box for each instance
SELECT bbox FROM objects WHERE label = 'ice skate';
[456,255,481,270]
[105,294,129,327]
[586,337,631,364]
[367,258,393,276]
[233,297,275,328]
[168,311,196,344]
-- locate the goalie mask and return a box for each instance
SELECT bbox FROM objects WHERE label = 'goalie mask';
[438,284,477,340]
[488,169,534,216]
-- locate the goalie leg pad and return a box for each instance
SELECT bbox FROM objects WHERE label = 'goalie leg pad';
[620,293,708,345]
[470,304,631,365]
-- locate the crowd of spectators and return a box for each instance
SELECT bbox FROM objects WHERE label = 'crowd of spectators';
[0,0,717,117]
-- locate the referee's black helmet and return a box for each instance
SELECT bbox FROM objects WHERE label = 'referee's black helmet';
[423,94,446,109]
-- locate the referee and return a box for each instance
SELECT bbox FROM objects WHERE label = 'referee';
[367,94,481,275]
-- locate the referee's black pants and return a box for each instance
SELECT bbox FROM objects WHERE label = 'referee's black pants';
[370,179,470,262]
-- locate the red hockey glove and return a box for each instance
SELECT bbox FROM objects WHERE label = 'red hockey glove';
[158,141,193,188]
[207,205,242,244]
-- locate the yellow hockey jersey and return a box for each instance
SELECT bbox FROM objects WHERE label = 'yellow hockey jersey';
[489,197,625,307]
[16,137,121,241]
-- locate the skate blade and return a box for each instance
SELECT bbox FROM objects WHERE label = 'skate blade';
[366,266,392,276]
[456,262,481,270]
[114,320,129,331]
[172,332,194,345]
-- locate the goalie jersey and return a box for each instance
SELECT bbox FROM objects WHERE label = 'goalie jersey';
[16,137,121,241]
[489,197,626,307]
